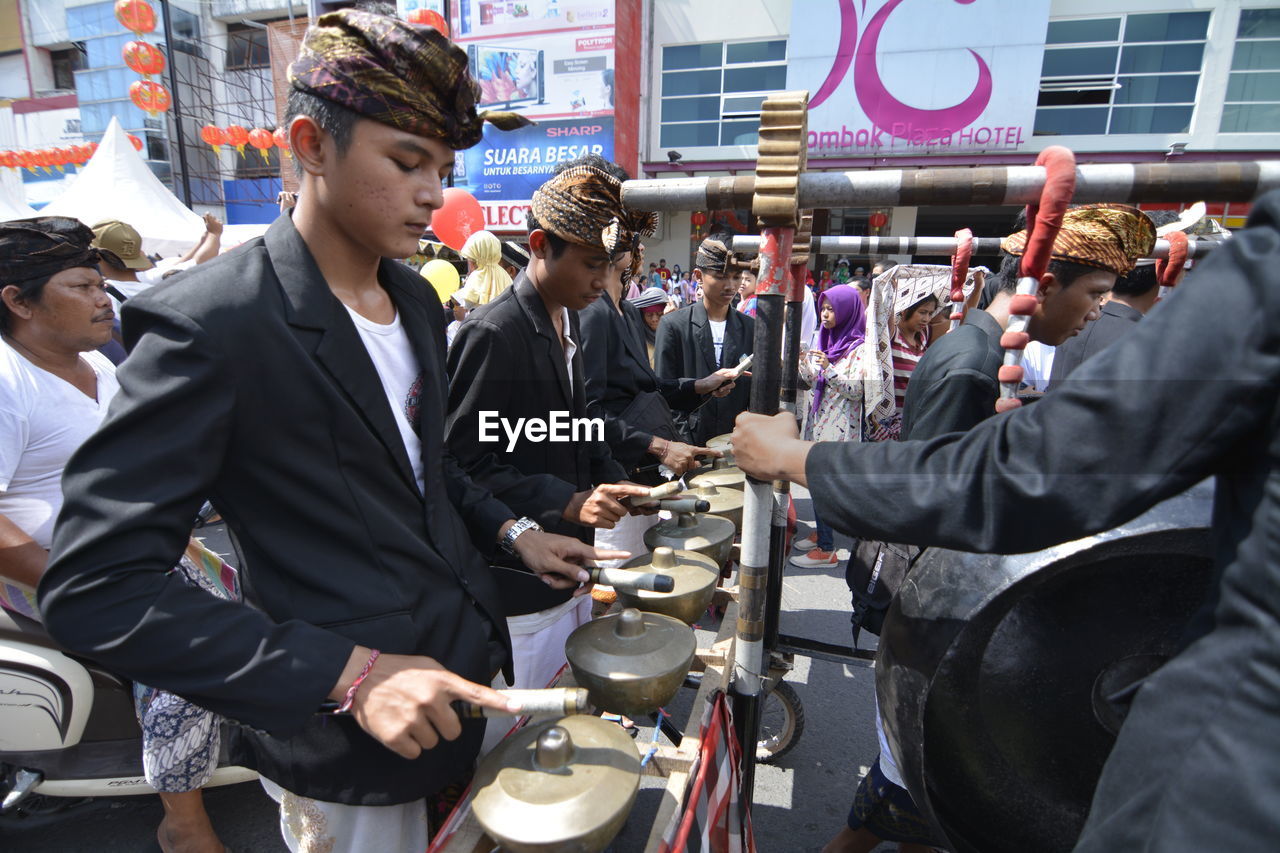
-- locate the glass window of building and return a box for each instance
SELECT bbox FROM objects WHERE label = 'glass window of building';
[1035,11,1209,136]
[659,40,787,148]
[1221,8,1280,133]
[227,23,270,71]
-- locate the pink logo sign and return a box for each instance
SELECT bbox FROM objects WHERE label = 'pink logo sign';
[809,0,992,142]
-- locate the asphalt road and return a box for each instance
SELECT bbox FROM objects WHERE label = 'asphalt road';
[2,488,894,852]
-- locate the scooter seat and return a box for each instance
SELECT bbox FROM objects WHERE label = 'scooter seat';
[0,606,61,651]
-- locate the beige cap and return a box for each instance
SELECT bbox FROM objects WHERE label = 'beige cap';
[91,219,154,271]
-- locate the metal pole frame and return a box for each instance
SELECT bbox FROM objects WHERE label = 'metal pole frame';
[732,234,1219,260]
[159,0,193,207]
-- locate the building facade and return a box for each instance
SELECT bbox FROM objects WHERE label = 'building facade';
[638,0,1280,271]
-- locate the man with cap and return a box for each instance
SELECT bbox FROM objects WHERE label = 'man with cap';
[733,190,1280,853]
[39,10,620,850]
[446,156,654,740]
[93,215,223,305]
[654,230,756,445]
[899,204,1155,440]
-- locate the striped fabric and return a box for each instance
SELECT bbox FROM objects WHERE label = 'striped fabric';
[658,690,756,853]
[890,327,930,412]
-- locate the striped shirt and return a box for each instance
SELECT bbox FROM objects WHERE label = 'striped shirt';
[891,327,930,411]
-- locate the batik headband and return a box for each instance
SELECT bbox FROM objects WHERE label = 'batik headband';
[1001,203,1156,277]
[530,164,658,279]
[0,217,100,287]
[289,9,531,151]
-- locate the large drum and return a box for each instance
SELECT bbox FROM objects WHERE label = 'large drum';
[876,483,1215,853]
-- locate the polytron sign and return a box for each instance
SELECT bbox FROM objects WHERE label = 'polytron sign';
[786,0,1050,156]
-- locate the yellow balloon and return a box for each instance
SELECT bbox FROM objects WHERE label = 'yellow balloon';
[421,259,461,304]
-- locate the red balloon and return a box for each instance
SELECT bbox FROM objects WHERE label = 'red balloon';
[127,133,144,152]
[408,9,450,35]
[115,0,156,34]
[432,188,485,251]
[868,211,889,229]
[123,40,164,76]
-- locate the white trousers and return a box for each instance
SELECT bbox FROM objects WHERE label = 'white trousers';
[260,776,430,853]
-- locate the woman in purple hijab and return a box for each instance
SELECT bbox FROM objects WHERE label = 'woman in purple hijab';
[792,285,870,568]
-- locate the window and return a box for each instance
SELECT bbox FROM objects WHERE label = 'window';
[1035,12,1209,136]
[166,5,202,57]
[1221,9,1280,133]
[659,40,787,149]
[50,43,87,91]
[226,23,269,70]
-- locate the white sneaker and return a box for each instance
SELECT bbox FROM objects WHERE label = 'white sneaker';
[790,549,839,569]
[793,532,819,552]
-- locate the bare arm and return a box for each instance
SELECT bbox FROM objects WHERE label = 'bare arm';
[0,512,46,590]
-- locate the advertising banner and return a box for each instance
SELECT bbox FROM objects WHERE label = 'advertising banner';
[453,116,614,231]
[786,0,1050,158]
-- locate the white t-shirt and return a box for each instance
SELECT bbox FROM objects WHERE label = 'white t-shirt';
[1021,341,1056,393]
[0,340,120,549]
[343,306,425,492]
[709,319,727,364]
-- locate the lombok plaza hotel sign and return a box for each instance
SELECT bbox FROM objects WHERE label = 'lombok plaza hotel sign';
[786,0,1050,157]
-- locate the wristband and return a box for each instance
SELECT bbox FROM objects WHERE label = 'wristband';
[335,648,381,714]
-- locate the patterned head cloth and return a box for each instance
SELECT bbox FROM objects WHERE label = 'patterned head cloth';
[289,9,531,151]
[694,234,734,274]
[1001,203,1156,277]
[530,164,658,281]
[0,217,100,288]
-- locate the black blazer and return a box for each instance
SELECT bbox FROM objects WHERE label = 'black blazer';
[653,302,754,445]
[446,275,627,616]
[578,290,701,470]
[1047,300,1144,391]
[40,214,515,806]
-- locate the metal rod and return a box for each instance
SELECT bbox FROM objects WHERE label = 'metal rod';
[732,234,1217,259]
[732,224,794,808]
[159,0,193,207]
[623,161,1280,212]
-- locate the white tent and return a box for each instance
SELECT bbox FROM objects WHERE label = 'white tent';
[0,180,37,222]
[42,117,204,257]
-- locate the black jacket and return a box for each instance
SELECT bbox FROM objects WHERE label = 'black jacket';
[40,214,513,805]
[653,302,754,445]
[578,290,701,470]
[900,307,1005,440]
[446,276,627,616]
[1047,299,1144,390]
[806,191,1280,850]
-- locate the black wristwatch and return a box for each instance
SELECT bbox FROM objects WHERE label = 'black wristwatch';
[500,517,542,555]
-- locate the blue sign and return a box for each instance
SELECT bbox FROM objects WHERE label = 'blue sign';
[453,117,614,202]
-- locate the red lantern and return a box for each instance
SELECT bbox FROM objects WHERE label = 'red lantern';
[18,150,38,173]
[431,188,485,251]
[200,124,225,154]
[123,40,165,76]
[868,211,889,229]
[129,80,171,115]
[54,147,73,169]
[272,126,291,158]
[115,0,156,35]
[224,124,249,157]
[408,9,450,36]
[247,127,275,163]
[127,133,145,152]
[690,212,707,228]
[87,141,99,157]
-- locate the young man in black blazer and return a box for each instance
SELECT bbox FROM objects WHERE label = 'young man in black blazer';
[39,11,622,849]
[446,158,654,729]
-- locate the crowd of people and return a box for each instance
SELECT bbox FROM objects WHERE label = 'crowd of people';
[1,6,1277,853]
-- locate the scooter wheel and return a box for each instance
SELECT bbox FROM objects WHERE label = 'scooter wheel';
[756,680,804,763]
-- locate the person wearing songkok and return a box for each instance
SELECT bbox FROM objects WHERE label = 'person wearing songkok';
[454,230,513,308]
[566,155,731,566]
[0,217,238,853]
[734,191,1280,853]
[38,10,616,853]
[446,160,655,751]
[898,204,1154,440]
[653,230,755,446]
[631,286,671,366]
[1047,209,1182,390]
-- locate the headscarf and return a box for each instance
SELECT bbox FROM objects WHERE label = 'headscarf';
[1001,203,1156,277]
[0,217,100,288]
[288,9,531,151]
[811,285,866,418]
[454,230,512,307]
[629,286,669,346]
[530,164,658,282]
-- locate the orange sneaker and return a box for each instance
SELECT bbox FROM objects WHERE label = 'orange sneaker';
[793,532,819,552]
[790,548,839,569]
